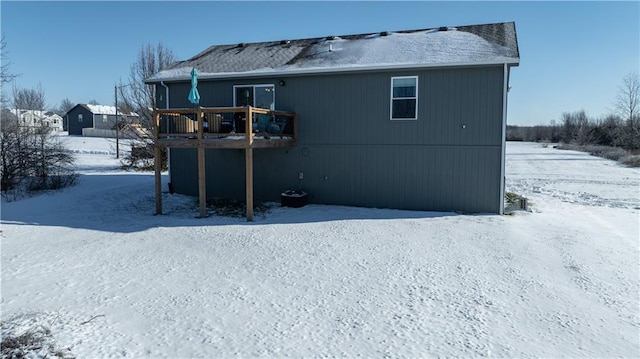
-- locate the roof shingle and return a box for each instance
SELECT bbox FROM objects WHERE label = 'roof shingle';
[147,22,519,83]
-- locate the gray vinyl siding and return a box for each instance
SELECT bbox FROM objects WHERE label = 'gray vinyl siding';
[93,114,117,130]
[165,65,506,213]
[170,144,499,213]
[67,106,93,135]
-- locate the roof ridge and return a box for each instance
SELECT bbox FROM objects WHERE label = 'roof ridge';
[187,21,516,51]
[148,22,519,83]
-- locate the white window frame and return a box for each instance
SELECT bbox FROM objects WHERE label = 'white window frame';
[102,114,108,122]
[232,84,275,109]
[390,76,418,120]
[78,113,83,122]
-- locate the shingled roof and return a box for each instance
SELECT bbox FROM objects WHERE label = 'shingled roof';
[146,22,519,83]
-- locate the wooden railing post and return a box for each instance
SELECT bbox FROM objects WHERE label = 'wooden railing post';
[245,106,253,140]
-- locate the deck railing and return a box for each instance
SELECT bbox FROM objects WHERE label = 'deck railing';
[153,106,297,145]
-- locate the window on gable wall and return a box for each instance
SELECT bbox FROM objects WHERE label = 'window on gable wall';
[390,76,418,120]
[78,114,83,122]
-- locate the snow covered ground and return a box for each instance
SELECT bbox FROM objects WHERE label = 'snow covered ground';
[1,139,638,358]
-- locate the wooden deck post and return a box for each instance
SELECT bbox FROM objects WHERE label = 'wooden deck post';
[154,110,162,215]
[293,113,298,145]
[197,106,207,218]
[245,106,254,221]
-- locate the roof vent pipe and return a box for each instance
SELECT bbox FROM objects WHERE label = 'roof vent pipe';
[329,43,333,52]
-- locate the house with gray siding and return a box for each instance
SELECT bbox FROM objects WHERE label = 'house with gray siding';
[65,104,138,136]
[146,22,520,216]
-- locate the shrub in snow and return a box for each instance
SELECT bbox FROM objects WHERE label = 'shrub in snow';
[1,110,77,200]
[1,321,74,358]
[557,143,640,168]
[620,154,640,167]
[120,140,167,172]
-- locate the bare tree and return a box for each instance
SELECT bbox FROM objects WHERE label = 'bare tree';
[119,42,175,128]
[612,73,640,149]
[561,110,593,145]
[1,35,17,85]
[615,72,639,122]
[57,98,75,115]
[117,42,175,170]
[1,34,18,107]
[0,73,75,198]
[12,84,46,110]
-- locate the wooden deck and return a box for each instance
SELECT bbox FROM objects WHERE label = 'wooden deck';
[153,106,298,220]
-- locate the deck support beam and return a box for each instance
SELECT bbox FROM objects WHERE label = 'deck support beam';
[245,106,254,221]
[154,111,162,215]
[196,107,207,218]
[245,147,254,221]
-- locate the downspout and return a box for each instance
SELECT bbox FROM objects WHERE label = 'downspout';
[499,63,509,215]
[160,81,170,110]
[160,81,171,184]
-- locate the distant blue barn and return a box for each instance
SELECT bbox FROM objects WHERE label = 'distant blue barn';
[65,104,138,136]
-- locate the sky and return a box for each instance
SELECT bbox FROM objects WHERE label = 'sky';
[1,1,638,126]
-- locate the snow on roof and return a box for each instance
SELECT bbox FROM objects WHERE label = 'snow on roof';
[85,104,118,115]
[147,22,519,83]
[84,104,138,116]
[289,30,515,69]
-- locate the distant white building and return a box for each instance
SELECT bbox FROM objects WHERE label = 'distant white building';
[10,109,64,132]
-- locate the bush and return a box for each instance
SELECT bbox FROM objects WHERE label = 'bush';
[120,140,166,172]
[620,154,640,167]
[26,173,78,192]
[556,143,640,167]
[1,112,76,200]
[1,322,74,358]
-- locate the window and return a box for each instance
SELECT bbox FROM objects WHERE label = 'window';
[233,84,275,109]
[78,114,83,122]
[233,84,277,133]
[390,76,418,120]
[102,114,108,122]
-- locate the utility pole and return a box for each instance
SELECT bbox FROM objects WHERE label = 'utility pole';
[115,85,119,159]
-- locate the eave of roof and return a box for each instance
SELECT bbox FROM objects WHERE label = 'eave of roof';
[147,59,519,84]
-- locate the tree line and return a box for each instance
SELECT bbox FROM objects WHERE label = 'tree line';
[507,73,640,152]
